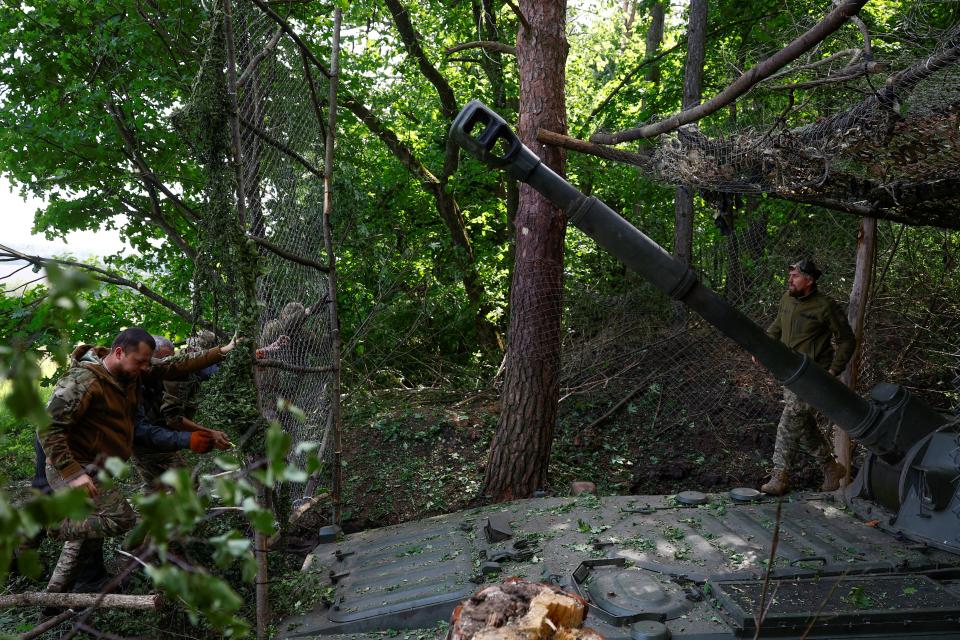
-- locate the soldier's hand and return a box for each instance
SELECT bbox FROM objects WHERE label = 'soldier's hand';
[206,429,232,450]
[751,356,759,367]
[68,473,98,497]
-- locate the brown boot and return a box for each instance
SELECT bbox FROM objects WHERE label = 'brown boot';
[761,469,790,495]
[821,459,847,491]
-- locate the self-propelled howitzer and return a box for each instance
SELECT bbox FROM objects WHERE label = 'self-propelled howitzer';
[275,103,960,640]
[449,100,959,554]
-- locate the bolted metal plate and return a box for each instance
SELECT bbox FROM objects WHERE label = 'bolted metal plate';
[318,524,342,543]
[675,490,707,505]
[630,620,672,640]
[729,488,761,503]
[572,559,691,625]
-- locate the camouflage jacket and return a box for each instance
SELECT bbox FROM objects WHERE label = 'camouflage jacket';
[160,376,202,429]
[42,344,224,479]
[767,289,856,373]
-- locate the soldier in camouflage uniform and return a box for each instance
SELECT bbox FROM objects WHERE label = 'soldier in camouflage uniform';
[132,334,230,489]
[759,260,856,496]
[255,301,324,425]
[41,327,238,595]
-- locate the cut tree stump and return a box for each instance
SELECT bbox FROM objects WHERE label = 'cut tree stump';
[449,579,603,640]
[0,592,160,610]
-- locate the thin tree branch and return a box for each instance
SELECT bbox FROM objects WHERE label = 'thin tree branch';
[753,499,783,639]
[537,128,652,166]
[769,61,887,90]
[384,0,458,120]
[445,40,517,56]
[850,13,873,61]
[246,0,332,78]
[502,0,530,31]
[18,609,78,640]
[0,245,223,336]
[60,546,158,640]
[105,101,201,221]
[238,25,284,87]
[765,47,861,82]
[590,0,869,143]
[342,98,439,186]
[116,195,197,259]
[238,113,325,181]
[300,46,328,145]
[582,13,777,132]
[247,234,330,272]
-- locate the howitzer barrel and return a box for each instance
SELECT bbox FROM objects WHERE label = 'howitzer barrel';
[450,100,944,462]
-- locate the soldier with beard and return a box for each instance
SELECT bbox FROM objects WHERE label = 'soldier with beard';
[40,327,239,596]
[759,259,855,496]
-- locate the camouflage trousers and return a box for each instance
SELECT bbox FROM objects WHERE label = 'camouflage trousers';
[132,449,187,492]
[771,389,834,472]
[45,464,137,541]
[45,464,137,593]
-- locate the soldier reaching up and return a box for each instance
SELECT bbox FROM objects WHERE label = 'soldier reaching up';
[40,327,240,596]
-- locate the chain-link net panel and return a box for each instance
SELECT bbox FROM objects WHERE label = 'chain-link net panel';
[558,205,960,472]
[229,0,337,503]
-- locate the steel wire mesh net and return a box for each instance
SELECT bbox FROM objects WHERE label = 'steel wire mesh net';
[556,209,960,472]
[230,0,336,495]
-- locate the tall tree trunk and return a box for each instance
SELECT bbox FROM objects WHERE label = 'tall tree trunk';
[835,217,877,482]
[643,2,666,84]
[483,0,568,500]
[672,0,707,272]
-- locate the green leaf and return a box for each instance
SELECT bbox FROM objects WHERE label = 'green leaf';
[242,497,276,535]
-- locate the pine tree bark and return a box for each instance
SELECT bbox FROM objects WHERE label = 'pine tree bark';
[483,0,568,500]
[672,0,707,273]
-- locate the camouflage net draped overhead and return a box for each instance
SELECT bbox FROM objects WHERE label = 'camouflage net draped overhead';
[601,6,960,230]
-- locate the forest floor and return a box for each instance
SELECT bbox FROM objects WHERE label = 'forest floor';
[339,353,828,532]
[0,342,837,637]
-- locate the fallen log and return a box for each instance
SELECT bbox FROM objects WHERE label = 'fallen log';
[0,592,160,610]
[450,579,603,640]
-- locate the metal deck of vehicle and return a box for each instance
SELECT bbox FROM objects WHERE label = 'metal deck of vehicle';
[278,492,960,639]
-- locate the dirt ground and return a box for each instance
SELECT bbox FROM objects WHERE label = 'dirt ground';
[339,347,833,532]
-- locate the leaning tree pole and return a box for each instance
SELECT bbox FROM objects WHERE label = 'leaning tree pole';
[483,0,569,500]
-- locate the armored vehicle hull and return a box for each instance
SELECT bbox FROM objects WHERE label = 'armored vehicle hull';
[280,491,960,639]
[278,100,960,639]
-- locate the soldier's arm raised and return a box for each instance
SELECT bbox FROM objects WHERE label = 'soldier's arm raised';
[148,345,227,382]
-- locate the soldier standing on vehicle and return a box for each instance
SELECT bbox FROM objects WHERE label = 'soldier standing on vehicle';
[40,327,239,595]
[759,259,855,496]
